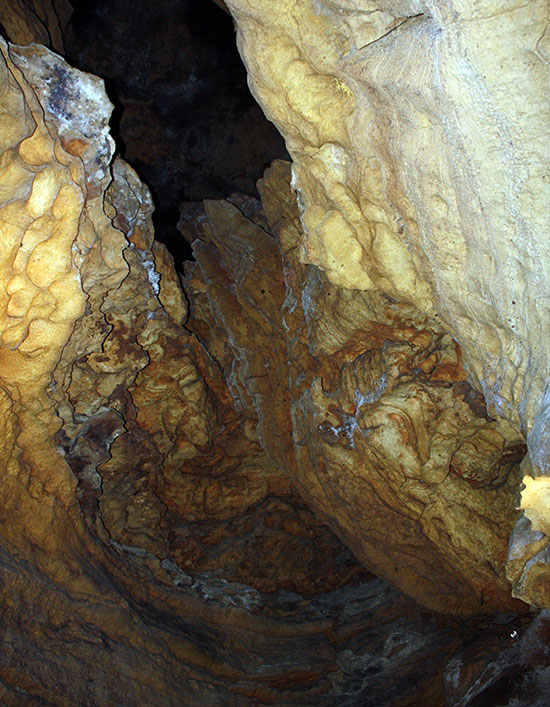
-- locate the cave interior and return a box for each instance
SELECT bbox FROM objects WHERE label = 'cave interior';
[0,0,549,705]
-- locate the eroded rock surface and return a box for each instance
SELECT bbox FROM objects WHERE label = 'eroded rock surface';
[0,35,448,705]
[224,0,550,608]
[0,35,363,703]
[0,16,548,706]
[182,160,527,616]
[0,0,72,53]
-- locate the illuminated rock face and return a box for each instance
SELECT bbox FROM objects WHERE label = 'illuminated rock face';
[0,36,387,703]
[0,35,365,596]
[183,160,526,615]
[0,14,548,704]
[0,39,478,705]
[224,0,550,607]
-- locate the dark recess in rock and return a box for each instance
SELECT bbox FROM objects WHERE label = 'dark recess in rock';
[1,3,548,705]
[64,0,289,265]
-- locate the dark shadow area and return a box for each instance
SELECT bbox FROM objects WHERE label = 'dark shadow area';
[101,76,126,156]
[64,0,289,267]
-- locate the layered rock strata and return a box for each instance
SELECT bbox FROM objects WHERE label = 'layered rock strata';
[0,0,72,53]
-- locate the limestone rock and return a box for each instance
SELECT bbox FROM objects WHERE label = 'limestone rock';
[184,159,527,615]
[0,32,546,705]
[0,35,349,702]
[0,0,72,53]
[225,0,550,607]
[443,610,550,706]
[520,475,550,537]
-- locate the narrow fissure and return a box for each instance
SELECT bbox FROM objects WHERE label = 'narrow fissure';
[64,0,289,265]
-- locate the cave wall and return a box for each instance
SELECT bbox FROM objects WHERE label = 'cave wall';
[224,0,550,607]
[181,161,527,615]
[2,33,533,706]
[1,0,550,703]
[0,35,383,704]
[0,0,72,53]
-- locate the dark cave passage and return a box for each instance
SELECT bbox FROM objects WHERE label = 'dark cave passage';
[64,0,289,264]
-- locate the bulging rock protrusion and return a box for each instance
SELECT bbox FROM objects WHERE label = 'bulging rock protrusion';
[224,0,550,609]
[183,159,528,616]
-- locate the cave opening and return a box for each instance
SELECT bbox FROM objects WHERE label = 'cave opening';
[64,0,289,266]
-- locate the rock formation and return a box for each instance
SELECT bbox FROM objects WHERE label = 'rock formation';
[0,0,72,54]
[180,161,526,615]
[0,0,549,703]
[0,35,383,703]
[225,0,550,609]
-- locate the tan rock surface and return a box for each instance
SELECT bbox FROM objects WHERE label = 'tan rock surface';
[184,160,527,615]
[0,0,72,53]
[0,39,381,703]
[0,31,547,705]
[225,0,550,606]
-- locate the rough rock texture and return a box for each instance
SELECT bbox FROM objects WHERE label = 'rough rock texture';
[182,160,527,616]
[0,35,382,704]
[0,0,72,53]
[443,610,550,706]
[224,0,550,607]
[1,35,531,705]
[1,13,549,705]
[0,30,367,593]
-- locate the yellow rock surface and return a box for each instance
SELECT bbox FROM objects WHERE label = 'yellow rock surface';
[0,21,548,704]
[184,160,528,614]
[0,36,380,702]
[521,475,550,537]
[1,32,366,590]
[226,0,550,607]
